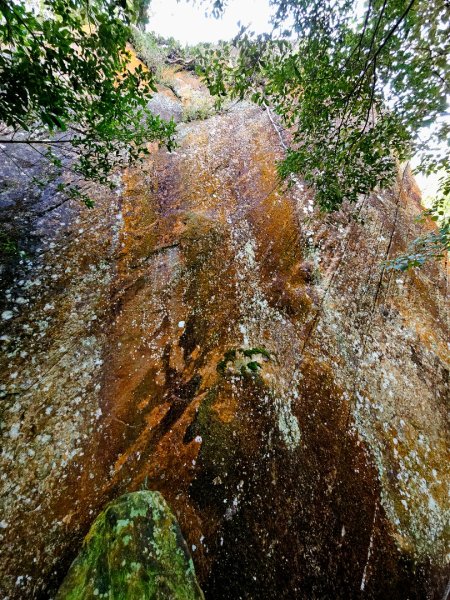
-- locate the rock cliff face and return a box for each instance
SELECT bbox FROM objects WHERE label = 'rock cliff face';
[0,69,449,599]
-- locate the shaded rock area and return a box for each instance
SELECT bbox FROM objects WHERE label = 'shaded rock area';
[0,67,449,599]
[56,491,204,600]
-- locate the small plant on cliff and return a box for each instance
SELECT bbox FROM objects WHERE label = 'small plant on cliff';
[182,98,216,122]
[0,231,19,256]
[0,0,176,207]
[217,347,271,376]
[197,0,449,266]
[386,173,450,270]
[242,347,271,360]
[130,26,169,79]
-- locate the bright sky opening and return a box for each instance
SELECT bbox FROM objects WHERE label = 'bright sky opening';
[148,0,274,45]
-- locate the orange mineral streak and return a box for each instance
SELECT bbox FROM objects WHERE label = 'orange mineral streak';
[0,68,448,600]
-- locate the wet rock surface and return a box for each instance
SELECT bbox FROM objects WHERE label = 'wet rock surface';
[0,69,449,599]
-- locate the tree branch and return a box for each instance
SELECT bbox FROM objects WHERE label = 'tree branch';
[344,0,417,105]
[0,139,74,144]
[343,0,373,69]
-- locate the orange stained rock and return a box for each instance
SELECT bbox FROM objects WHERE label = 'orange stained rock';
[0,69,448,600]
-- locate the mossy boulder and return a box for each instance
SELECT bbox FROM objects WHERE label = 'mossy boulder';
[56,491,204,600]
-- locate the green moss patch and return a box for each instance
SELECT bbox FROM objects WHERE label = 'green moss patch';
[56,491,204,600]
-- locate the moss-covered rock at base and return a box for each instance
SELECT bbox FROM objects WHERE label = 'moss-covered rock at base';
[56,491,204,600]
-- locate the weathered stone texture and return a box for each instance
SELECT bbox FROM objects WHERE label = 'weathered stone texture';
[0,70,448,599]
[56,491,204,600]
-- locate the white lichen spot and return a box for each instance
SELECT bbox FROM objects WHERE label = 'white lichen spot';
[428,495,437,512]
[238,324,249,345]
[9,423,21,439]
[242,240,256,267]
[276,399,301,450]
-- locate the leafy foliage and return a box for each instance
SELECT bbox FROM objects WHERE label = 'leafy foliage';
[0,231,19,256]
[128,0,152,30]
[0,0,176,207]
[131,27,212,76]
[130,26,169,78]
[197,0,449,216]
[387,173,450,269]
[217,347,271,376]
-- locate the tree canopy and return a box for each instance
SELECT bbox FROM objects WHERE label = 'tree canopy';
[129,0,152,30]
[198,0,449,267]
[0,0,174,207]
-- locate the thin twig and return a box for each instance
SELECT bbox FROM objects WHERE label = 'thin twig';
[343,0,373,69]
[344,0,417,105]
[0,139,74,144]
[0,145,35,181]
[263,102,288,151]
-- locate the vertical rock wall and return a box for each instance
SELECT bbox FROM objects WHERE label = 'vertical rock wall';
[0,71,448,599]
